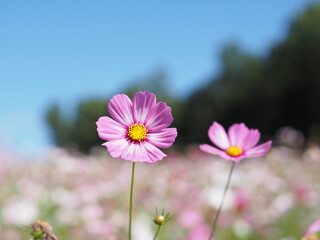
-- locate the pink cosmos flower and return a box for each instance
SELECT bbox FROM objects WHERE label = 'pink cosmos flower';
[200,122,272,162]
[234,190,250,213]
[96,91,177,163]
[186,224,211,240]
[303,220,320,240]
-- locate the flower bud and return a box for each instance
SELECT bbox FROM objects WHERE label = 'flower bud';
[32,220,53,233]
[30,221,58,240]
[153,209,171,226]
[154,215,166,225]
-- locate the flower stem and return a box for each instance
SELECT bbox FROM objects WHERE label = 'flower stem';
[153,225,162,240]
[48,233,59,240]
[129,162,136,240]
[207,161,236,240]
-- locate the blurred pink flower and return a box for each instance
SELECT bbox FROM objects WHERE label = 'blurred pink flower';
[187,224,211,240]
[294,184,312,205]
[303,220,320,239]
[97,91,177,163]
[86,220,117,238]
[234,190,250,213]
[178,208,203,228]
[200,122,272,162]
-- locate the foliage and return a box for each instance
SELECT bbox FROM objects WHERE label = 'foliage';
[46,99,107,153]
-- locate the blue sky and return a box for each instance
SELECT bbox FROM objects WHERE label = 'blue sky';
[0,0,315,156]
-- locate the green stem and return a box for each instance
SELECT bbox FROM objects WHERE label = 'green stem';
[153,225,162,240]
[207,161,236,240]
[129,162,136,240]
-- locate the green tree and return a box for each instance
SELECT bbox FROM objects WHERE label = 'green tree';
[178,45,264,144]
[264,3,320,137]
[46,99,107,153]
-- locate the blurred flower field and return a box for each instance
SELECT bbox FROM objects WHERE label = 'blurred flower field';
[0,137,319,240]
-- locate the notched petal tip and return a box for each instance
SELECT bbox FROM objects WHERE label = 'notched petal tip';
[96,116,106,124]
[107,94,134,126]
[145,101,174,131]
[134,90,155,97]
[147,127,178,149]
[262,140,273,151]
[146,152,167,164]
[132,91,157,124]
[245,140,273,158]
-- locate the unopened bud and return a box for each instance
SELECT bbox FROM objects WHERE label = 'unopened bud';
[31,221,58,240]
[154,215,166,225]
[32,220,53,233]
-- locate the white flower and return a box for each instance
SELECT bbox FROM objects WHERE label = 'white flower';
[3,198,38,225]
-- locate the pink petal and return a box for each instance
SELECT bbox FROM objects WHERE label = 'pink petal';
[132,91,157,124]
[305,220,320,236]
[102,139,130,159]
[103,139,167,163]
[232,155,246,163]
[108,94,134,126]
[208,122,230,150]
[200,144,228,159]
[147,128,177,148]
[200,144,225,156]
[242,129,260,150]
[187,224,211,240]
[141,141,167,163]
[245,141,272,158]
[103,139,150,162]
[96,116,127,141]
[119,143,149,162]
[145,102,173,131]
[228,123,249,147]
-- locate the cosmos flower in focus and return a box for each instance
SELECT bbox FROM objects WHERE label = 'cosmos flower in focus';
[200,122,272,162]
[302,220,320,240]
[96,91,177,163]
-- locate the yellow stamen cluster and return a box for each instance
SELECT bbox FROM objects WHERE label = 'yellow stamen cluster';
[128,123,148,142]
[226,146,243,157]
[302,233,320,240]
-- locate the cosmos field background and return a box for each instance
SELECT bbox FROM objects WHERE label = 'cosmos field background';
[1,1,320,239]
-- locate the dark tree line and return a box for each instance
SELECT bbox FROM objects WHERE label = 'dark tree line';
[46,3,320,153]
[179,3,320,145]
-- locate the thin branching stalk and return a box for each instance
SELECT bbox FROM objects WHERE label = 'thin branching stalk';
[47,233,59,240]
[129,162,136,240]
[153,225,162,240]
[208,161,236,240]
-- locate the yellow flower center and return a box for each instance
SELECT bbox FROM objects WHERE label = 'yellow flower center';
[302,233,320,240]
[226,146,243,157]
[128,123,148,142]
